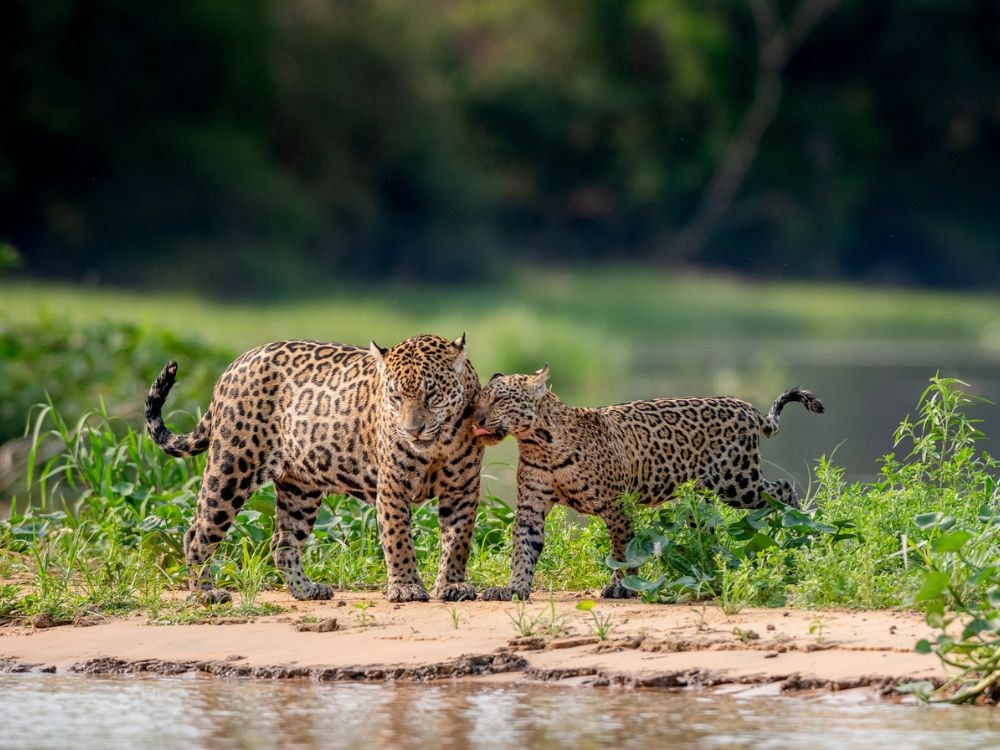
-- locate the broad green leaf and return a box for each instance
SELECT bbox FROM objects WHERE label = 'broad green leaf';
[605,554,640,570]
[962,618,996,640]
[622,575,665,594]
[915,571,949,602]
[744,532,777,552]
[576,600,596,612]
[925,601,946,628]
[665,575,701,592]
[913,512,955,531]
[931,530,971,553]
[113,481,135,497]
[914,639,932,654]
[746,508,772,529]
[138,516,165,531]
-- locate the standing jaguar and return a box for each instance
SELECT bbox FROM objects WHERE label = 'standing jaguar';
[471,366,824,600]
[146,334,484,603]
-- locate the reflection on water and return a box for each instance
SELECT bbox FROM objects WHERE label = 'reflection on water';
[2,674,1000,750]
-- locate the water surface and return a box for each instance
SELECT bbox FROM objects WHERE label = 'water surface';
[2,674,999,750]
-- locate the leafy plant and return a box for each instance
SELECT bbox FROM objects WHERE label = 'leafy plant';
[608,483,856,604]
[353,600,376,628]
[808,617,825,644]
[576,599,614,641]
[507,595,541,638]
[906,510,1000,703]
[538,587,569,638]
[894,376,992,491]
[218,537,273,607]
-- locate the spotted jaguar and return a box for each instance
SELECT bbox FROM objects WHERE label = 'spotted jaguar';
[471,366,824,600]
[146,334,484,603]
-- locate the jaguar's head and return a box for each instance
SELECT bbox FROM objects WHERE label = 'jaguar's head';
[471,365,549,445]
[370,333,470,452]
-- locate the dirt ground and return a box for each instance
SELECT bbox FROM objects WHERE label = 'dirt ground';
[0,591,945,697]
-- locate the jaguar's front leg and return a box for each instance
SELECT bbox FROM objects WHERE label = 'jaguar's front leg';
[432,474,481,601]
[376,475,429,603]
[480,485,552,602]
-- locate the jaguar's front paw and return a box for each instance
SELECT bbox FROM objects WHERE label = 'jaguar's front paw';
[290,582,335,601]
[600,582,637,599]
[434,582,477,601]
[386,583,430,602]
[480,585,532,602]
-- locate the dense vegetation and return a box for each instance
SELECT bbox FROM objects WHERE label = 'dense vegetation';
[4,1,1000,291]
[1,370,998,699]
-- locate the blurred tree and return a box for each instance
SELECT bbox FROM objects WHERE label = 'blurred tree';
[0,0,998,290]
[663,0,837,263]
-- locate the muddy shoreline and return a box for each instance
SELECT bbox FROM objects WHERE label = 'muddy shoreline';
[0,591,946,698]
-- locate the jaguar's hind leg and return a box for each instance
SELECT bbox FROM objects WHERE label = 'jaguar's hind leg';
[600,506,637,599]
[272,475,333,600]
[186,452,260,604]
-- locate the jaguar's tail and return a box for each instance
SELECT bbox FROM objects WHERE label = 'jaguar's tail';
[760,387,824,438]
[145,361,212,457]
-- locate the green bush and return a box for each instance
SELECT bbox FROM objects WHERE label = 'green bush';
[0,318,232,445]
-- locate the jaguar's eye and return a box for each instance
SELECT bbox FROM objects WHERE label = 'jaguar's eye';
[388,392,403,408]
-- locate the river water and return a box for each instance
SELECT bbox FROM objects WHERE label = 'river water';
[2,674,1000,750]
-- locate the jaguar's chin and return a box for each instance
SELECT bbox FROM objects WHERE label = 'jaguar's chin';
[398,431,439,452]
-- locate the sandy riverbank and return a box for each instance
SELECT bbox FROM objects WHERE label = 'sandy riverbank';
[0,591,944,696]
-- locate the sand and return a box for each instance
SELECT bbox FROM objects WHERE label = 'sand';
[0,591,945,695]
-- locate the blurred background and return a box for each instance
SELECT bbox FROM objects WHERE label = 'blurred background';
[1,0,999,506]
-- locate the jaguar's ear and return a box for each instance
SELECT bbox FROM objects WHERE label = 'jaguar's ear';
[451,331,467,374]
[528,363,549,399]
[369,340,387,374]
[489,372,503,383]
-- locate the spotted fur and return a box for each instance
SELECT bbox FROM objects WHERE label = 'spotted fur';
[146,334,484,603]
[471,367,824,601]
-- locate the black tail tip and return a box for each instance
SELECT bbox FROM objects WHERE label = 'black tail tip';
[796,387,825,414]
[163,361,178,381]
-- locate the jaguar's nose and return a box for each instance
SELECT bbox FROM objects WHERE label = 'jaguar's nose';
[405,426,423,439]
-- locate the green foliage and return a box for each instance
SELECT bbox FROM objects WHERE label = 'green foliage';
[789,377,999,610]
[0,318,231,445]
[902,512,1000,704]
[611,484,856,604]
[894,376,991,490]
[218,538,273,607]
[353,600,376,628]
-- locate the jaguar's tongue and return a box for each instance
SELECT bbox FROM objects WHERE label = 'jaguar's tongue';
[473,427,494,438]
